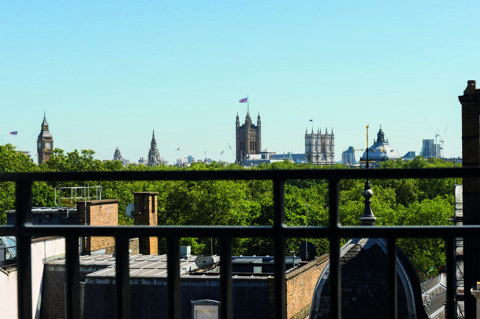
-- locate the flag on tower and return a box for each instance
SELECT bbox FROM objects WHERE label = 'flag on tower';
[239,97,248,103]
[9,131,17,135]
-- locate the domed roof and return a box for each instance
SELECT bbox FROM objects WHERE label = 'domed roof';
[360,127,401,166]
[113,147,123,161]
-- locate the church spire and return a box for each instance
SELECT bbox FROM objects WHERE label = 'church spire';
[148,129,161,166]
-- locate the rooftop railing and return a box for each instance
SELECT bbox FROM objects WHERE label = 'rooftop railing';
[0,167,477,319]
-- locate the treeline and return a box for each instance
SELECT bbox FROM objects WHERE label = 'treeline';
[0,144,459,279]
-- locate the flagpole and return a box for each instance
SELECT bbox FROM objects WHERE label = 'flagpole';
[247,96,249,114]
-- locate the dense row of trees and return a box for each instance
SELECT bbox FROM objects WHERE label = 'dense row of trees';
[0,144,459,279]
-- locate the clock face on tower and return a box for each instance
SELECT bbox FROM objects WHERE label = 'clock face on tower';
[38,142,41,149]
[45,142,51,149]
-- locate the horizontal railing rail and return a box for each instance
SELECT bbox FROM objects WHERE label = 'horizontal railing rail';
[0,167,476,319]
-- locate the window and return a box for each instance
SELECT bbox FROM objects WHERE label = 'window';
[191,300,220,319]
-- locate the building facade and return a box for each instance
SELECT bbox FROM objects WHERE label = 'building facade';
[37,113,53,165]
[305,128,335,165]
[147,130,163,166]
[236,112,261,165]
[420,139,441,159]
[341,146,356,166]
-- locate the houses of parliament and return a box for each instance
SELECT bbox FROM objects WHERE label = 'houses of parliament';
[235,111,335,165]
[35,113,335,166]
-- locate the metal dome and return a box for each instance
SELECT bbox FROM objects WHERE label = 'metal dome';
[360,127,401,167]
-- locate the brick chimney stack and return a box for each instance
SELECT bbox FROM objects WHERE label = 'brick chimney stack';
[134,192,159,255]
[458,80,480,318]
[76,199,119,254]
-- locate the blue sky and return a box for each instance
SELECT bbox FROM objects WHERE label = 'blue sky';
[1,1,477,164]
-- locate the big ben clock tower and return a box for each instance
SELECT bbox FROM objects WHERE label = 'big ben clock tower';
[37,113,53,164]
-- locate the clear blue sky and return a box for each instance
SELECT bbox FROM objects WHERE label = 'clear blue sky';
[1,1,477,164]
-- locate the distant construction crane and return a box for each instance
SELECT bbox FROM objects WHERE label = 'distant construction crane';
[439,125,448,151]
[425,118,448,158]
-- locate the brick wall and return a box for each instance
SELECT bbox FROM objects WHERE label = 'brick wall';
[286,255,329,319]
[76,199,119,254]
[81,258,328,319]
[129,238,140,255]
[134,192,158,255]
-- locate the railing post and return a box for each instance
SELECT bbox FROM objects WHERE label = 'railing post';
[329,178,341,319]
[387,238,397,319]
[65,235,81,319]
[273,178,286,319]
[16,179,32,319]
[220,236,233,319]
[115,236,131,319]
[167,236,181,319]
[446,236,456,319]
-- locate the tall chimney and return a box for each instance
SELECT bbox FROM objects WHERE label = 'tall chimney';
[458,80,480,318]
[134,192,159,255]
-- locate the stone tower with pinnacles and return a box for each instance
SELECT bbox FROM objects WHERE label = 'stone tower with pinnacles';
[235,112,261,165]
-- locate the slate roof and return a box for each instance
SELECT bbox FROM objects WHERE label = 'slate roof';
[309,238,428,318]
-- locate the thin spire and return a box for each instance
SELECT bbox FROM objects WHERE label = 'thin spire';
[42,111,48,126]
[151,129,157,144]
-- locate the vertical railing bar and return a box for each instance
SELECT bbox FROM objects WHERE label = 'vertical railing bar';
[115,236,131,319]
[273,178,286,319]
[167,236,181,319]
[220,236,233,319]
[65,235,81,319]
[16,179,33,319]
[387,237,397,319]
[328,178,341,319]
[446,236,455,319]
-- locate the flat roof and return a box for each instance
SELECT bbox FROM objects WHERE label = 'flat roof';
[47,253,214,278]
[45,254,302,280]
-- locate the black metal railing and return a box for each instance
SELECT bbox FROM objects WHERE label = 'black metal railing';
[0,167,477,319]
